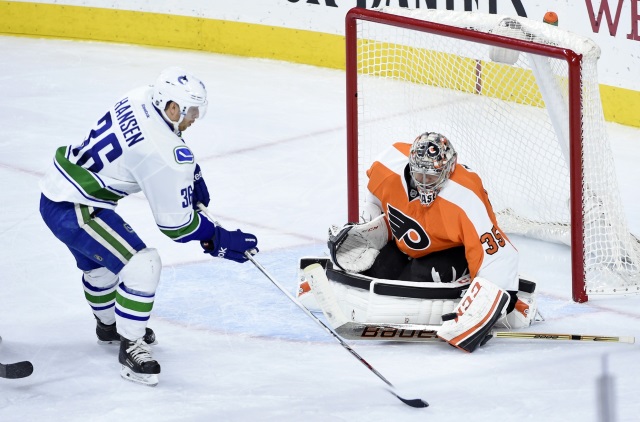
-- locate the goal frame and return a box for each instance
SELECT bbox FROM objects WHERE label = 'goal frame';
[345,7,588,302]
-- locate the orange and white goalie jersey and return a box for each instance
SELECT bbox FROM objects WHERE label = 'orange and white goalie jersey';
[366,142,519,291]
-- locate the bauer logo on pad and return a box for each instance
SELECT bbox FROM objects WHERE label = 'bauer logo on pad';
[174,146,194,164]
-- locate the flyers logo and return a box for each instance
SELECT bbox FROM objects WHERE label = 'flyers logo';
[413,139,440,159]
[387,204,430,250]
[426,142,441,158]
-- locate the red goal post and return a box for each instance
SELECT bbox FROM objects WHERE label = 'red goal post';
[345,7,640,302]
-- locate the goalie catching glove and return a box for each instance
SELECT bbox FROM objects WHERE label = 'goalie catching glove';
[327,214,389,273]
[201,225,258,263]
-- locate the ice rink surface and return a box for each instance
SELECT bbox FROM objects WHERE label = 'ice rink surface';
[1,36,639,421]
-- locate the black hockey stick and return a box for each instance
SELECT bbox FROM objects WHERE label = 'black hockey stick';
[197,204,427,407]
[245,252,428,408]
[0,361,33,379]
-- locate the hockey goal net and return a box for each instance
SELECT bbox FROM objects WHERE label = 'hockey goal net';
[345,7,640,302]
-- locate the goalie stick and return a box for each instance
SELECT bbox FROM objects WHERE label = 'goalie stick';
[196,205,428,408]
[333,321,635,344]
[304,264,635,345]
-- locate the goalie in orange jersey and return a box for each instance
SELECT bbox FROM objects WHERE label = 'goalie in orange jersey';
[327,132,538,352]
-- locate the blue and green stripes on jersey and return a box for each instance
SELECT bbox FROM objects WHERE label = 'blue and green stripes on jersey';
[159,210,216,243]
[75,204,138,265]
[55,146,126,206]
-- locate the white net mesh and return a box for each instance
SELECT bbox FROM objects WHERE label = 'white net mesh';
[351,7,640,297]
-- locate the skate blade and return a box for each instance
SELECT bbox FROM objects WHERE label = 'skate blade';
[120,366,159,387]
[98,339,158,346]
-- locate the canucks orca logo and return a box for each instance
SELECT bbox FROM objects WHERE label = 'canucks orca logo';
[387,204,430,250]
[174,146,194,164]
[178,75,188,85]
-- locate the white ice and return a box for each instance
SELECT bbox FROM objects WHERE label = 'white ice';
[1,36,639,422]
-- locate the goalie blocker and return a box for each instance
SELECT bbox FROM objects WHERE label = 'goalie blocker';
[437,277,510,352]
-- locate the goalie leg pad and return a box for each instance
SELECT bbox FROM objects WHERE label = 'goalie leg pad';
[437,277,510,353]
[296,257,333,312]
[305,263,351,329]
[366,293,458,325]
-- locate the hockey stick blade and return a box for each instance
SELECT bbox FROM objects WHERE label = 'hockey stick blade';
[336,321,440,342]
[389,390,429,408]
[0,361,34,379]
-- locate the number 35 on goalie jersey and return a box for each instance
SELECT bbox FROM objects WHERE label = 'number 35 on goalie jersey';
[366,142,519,291]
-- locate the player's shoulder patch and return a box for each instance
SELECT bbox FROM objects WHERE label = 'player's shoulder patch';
[173,146,194,164]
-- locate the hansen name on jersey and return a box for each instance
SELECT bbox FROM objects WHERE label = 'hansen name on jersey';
[40,86,212,243]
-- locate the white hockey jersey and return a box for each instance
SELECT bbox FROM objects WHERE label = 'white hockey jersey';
[40,86,211,242]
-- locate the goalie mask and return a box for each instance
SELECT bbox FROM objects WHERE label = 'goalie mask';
[409,132,457,206]
[152,67,208,134]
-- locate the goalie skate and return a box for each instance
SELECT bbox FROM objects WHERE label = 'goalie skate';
[495,278,540,329]
[119,337,160,387]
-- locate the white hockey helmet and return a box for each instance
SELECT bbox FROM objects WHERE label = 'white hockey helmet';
[152,67,208,131]
[409,132,457,206]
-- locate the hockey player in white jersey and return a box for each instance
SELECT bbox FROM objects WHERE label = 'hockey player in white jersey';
[39,67,258,386]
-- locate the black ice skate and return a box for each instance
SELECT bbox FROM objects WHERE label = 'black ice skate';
[119,337,161,386]
[95,318,157,345]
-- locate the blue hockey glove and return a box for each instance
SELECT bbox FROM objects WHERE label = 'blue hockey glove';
[193,164,210,209]
[201,226,259,263]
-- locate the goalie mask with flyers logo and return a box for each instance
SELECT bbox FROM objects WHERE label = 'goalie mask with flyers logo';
[408,132,457,206]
